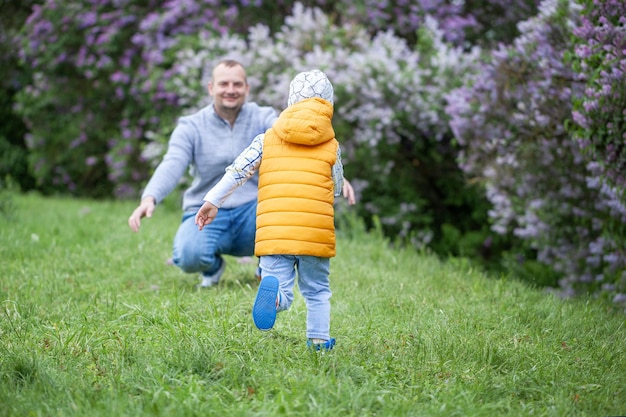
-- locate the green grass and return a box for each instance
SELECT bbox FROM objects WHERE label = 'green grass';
[1,193,625,416]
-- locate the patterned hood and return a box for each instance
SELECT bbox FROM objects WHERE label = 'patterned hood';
[268,69,335,147]
[287,69,334,106]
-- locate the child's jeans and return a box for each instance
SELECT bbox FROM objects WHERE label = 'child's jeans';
[260,254,332,341]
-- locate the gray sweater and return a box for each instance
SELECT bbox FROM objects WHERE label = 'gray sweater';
[142,102,277,212]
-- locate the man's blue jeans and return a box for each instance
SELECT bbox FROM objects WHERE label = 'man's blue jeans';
[172,200,257,277]
[260,254,332,341]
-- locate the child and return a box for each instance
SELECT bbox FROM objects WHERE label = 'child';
[195,69,345,350]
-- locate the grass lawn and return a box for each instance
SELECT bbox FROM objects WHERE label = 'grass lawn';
[1,192,625,416]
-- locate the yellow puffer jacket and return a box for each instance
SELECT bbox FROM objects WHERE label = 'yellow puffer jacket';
[255,97,338,258]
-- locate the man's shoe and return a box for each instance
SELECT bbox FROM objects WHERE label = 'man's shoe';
[198,260,226,288]
[252,276,279,330]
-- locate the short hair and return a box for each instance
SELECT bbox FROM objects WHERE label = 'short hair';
[212,59,247,84]
[217,58,243,69]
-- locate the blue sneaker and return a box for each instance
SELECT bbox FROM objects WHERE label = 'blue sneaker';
[307,338,336,351]
[252,276,279,331]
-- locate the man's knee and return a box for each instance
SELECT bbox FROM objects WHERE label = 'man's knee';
[173,239,215,273]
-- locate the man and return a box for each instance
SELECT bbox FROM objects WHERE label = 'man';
[128,59,355,288]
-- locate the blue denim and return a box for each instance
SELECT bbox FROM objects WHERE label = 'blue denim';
[172,199,257,277]
[259,254,332,340]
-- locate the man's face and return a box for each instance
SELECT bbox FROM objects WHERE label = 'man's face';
[208,64,249,113]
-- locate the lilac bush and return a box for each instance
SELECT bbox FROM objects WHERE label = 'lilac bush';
[0,0,37,193]
[14,0,538,198]
[330,0,540,46]
[15,0,241,197]
[446,0,626,303]
[570,0,626,196]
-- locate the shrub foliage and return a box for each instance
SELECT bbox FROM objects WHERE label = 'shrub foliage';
[446,0,626,301]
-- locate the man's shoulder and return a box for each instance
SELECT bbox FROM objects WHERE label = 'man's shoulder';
[178,104,213,121]
[242,102,277,117]
[174,105,219,134]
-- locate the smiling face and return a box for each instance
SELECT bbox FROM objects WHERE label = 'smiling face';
[208,62,250,121]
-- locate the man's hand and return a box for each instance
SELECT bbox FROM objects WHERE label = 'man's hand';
[128,197,156,232]
[343,179,356,205]
[195,202,219,230]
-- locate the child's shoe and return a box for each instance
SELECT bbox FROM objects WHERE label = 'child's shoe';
[252,276,279,331]
[307,338,336,351]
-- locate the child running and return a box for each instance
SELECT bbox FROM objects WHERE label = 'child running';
[195,69,346,350]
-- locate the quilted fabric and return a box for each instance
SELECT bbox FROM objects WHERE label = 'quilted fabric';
[256,92,338,257]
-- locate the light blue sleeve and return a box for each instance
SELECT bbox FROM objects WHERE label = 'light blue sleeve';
[202,134,264,207]
[226,134,264,184]
[332,146,345,197]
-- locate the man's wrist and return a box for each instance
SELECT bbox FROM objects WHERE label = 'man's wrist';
[142,196,156,205]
